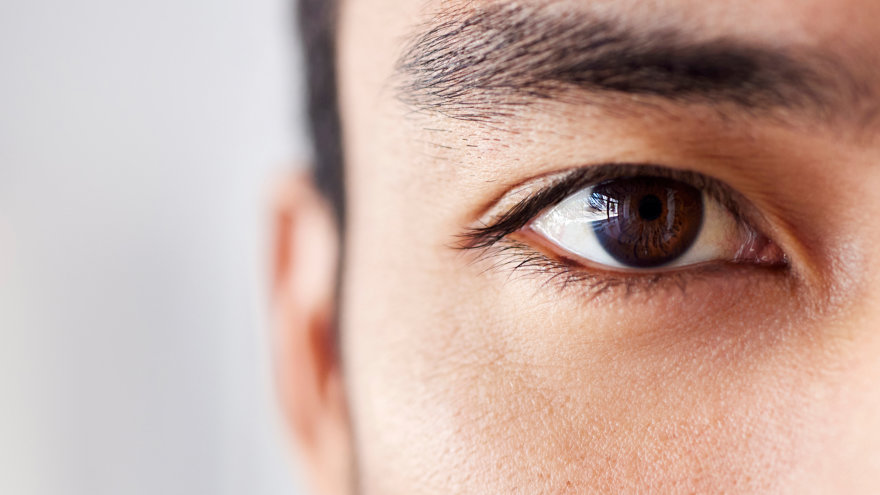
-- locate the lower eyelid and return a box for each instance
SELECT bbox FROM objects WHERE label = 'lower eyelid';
[471,236,790,302]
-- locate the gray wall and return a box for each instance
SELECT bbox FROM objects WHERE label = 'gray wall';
[0,1,308,493]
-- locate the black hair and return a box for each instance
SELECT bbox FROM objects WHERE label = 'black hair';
[297,0,345,229]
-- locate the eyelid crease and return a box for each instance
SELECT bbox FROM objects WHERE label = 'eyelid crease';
[458,163,759,251]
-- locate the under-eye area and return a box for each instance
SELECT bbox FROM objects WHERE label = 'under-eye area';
[458,164,790,298]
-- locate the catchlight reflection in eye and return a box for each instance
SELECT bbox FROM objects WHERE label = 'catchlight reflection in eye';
[530,176,779,271]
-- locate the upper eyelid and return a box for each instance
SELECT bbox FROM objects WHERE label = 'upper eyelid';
[459,163,761,250]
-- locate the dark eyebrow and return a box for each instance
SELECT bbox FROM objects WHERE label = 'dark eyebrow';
[394,3,853,123]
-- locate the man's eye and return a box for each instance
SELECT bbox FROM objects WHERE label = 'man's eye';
[528,176,783,271]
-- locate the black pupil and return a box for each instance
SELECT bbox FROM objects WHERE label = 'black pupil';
[638,194,663,221]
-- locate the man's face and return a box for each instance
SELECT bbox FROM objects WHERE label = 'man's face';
[332,0,880,492]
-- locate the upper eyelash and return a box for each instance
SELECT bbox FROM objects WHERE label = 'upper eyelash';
[458,163,753,251]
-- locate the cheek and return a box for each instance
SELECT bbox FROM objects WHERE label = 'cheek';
[341,236,844,494]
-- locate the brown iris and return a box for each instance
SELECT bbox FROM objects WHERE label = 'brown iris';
[590,177,703,268]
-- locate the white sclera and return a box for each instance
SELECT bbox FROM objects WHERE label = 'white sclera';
[531,186,742,271]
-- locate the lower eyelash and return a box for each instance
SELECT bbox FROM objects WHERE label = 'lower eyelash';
[464,237,786,301]
[467,238,682,299]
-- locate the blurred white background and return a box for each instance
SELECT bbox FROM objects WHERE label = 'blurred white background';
[0,0,308,493]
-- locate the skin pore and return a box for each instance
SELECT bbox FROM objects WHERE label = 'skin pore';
[275,0,880,493]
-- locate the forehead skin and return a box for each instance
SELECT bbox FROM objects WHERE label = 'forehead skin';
[336,1,880,493]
